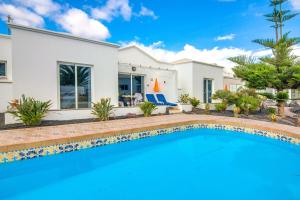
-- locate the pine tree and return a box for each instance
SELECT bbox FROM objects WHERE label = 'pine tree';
[229,0,300,116]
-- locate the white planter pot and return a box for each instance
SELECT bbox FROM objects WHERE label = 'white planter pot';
[178,104,193,112]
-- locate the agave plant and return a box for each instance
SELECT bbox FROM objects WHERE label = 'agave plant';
[179,94,190,104]
[92,98,114,121]
[205,103,210,114]
[7,95,51,126]
[139,102,157,117]
[233,105,241,118]
[189,97,200,108]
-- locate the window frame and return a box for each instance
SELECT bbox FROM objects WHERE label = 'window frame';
[57,62,93,110]
[0,60,7,78]
[118,72,145,107]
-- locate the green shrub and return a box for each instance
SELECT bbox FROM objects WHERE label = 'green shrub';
[189,97,200,108]
[276,91,289,103]
[212,90,236,105]
[270,114,278,122]
[238,88,258,97]
[233,105,241,118]
[259,92,275,100]
[7,95,51,126]
[215,103,227,112]
[266,107,277,115]
[236,95,260,115]
[139,101,157,117]
[92,98,113,121]
[205,103,210,114]
[179,94,190,104]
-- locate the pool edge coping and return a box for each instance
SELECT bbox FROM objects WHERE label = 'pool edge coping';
[1,119,300,164]
[0,119,299,153]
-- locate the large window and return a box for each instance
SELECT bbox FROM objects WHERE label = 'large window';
[118,73,144,107]
[0,61,6,77]
[59,63,91,109]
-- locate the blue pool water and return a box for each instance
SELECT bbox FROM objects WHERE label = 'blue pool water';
[0,128,300,200]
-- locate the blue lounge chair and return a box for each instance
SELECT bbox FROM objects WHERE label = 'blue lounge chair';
[146,94,164,105]
[156,94,177,106]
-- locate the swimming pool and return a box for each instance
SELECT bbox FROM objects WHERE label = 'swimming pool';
[0,128,300,200]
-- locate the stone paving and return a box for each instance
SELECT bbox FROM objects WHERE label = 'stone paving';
[0,114,299,152]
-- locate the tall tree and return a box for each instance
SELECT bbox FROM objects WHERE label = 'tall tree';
[265,0,279,42]
[229,0,300,116]
[265,0,298,41]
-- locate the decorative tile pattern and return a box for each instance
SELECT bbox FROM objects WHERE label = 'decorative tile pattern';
[0,123,299,164]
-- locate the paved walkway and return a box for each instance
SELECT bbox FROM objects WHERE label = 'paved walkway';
[0,114,300,152]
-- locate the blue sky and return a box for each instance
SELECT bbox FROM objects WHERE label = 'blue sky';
[0,0,299,68]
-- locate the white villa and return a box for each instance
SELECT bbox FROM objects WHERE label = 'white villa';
[0,23,225,124]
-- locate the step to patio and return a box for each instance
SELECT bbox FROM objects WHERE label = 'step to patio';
[168,107,182,114]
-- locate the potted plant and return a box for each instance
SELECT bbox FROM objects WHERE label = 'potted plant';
[205,103,210,114]
[233,105,241,118]
[189,97,200,112]
[178,94,193,112]
[276,91,289,117]
[266,107,277,122]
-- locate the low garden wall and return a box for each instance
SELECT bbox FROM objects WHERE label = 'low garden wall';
[4,106,168,125]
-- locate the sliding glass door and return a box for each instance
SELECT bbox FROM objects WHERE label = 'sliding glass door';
[118,73,144,107]
[59,63,91,109]
[203,79,213,103]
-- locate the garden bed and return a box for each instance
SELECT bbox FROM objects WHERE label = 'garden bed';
[0,113,163,130]
[188,108,297,127]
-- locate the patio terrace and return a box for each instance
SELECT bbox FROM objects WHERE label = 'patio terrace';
[0,114,299,153]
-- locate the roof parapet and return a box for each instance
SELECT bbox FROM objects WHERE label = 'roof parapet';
[8,23,120,48]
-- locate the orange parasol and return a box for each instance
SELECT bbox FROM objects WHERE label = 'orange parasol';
[224,84,228,91]
[153,78,160,93]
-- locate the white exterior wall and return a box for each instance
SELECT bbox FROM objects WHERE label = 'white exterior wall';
[193,62,224,102]
[175,63,194,98]
[0,35,13,112]
[175,62,223,102]
[119,47,171,69]
[10,27,119,109]
[118,47,178,102]
[1,25,225,124]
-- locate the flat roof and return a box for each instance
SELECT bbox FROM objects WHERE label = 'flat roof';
[173,58,224,69]
[119,45,172,65]
[120,45,224,68]
[8,23,120,48]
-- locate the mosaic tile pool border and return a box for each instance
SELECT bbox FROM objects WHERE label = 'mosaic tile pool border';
[1,123,299,164]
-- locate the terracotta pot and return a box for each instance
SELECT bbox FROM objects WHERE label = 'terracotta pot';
[277,102,285,117]
[297,117,300,127]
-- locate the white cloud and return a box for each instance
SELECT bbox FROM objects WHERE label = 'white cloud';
[138,6,158,19]
[14,0,60,16]
[0,4,44,27]
[215,34,236,41]
[92,0,132,22]
[291,0,300,10]
[149,41,164,48]
[121,41,300,74]
[56,8,110,40]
